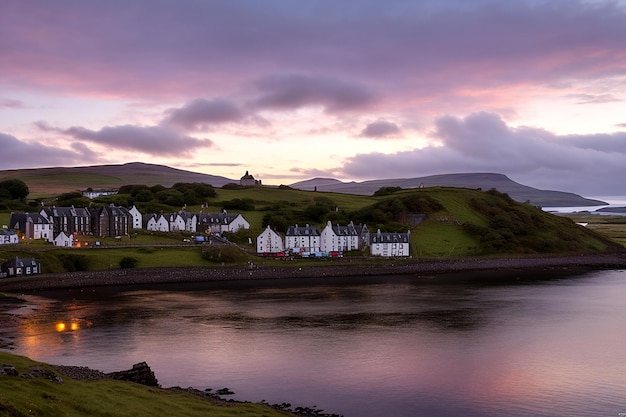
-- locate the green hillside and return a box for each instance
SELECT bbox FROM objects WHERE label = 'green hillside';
[1,186,620,274]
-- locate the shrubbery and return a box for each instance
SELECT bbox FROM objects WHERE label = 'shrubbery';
[119,257,139,268]
[57,254,90,272]
[201,245,248,263]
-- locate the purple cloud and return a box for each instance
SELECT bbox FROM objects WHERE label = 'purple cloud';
[36,122,213,157]
[360,120,401,138]
[0,99,26,109]
[0,132,98,169]
[568,94,621,104]
[3,1,625,103]
[340,112,626,195]
[162,98,245,130]
[247,74,376,113]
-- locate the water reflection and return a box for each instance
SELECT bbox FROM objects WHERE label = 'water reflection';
[3,270,626,417]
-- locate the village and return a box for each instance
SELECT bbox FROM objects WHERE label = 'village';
[1,174,412,277]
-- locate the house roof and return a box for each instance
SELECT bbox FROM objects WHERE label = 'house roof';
[371,230,410,243]
[197,212,241,225]
[286,224,321,236]
[2,257,39,268]
[9,213,50,231]
[240,170,255,180]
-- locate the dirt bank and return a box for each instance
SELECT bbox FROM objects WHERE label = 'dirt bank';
[1,252,626,293]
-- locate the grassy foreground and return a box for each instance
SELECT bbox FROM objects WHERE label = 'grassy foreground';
[0,352,293,417]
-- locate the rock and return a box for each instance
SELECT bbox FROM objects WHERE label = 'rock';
[108,362,159,387]
[29,366,63,383]
[1,364,18,376]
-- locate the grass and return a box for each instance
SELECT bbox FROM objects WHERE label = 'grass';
[0,212,8,228]
[0,352,293,417]
[1,186,623,273]
[559,213,626,248]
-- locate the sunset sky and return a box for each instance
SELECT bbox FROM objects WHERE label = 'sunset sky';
[1,0,626,196]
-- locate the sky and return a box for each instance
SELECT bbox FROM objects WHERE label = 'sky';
[1,0,626,196]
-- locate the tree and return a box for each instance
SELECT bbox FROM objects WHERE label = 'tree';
[373,186,402,197]
[0,179,29,200]
[56,192,90,207]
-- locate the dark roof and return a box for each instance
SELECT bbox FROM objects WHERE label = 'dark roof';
[286,224,321,236]
[371,230,410,244]
[197,212,240,225]
[2,257,39,268]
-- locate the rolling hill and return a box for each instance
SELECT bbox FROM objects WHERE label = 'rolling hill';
[0,162,235,195]
[0,162,606,207]
[290,173,606,207]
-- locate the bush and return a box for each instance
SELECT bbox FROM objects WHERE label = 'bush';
[373,186,402,196]
[57,254,90,272]
[201,245,248,263]
[120,257,139,268]
[222,198,255,211]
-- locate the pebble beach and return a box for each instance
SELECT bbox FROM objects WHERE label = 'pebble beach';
[2,252,626,293]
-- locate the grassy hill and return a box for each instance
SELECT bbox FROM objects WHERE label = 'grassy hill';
[0,351,296,417]
[1,186,620,274]
[0,162,235,197]
[290,172,606,207]
[0,162,606,207]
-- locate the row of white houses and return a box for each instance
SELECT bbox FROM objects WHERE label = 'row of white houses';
[257,221,411,257]
[144,211,250,234]
[8,205,250,246]
[8,206,409,256]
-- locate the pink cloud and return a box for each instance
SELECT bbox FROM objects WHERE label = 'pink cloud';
[35,122,213,157]
[340,112,626,195]
[162,98,245,130]
[247,74,376,113]
[0,99,26,109]
[2,0,624,104]
[359,120,401,139]
[0,131,100,169]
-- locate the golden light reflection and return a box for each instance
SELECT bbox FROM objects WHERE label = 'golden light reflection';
[55,322,81,332]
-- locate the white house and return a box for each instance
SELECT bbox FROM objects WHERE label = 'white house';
[256,226,285,254]
[54,231,74,247]
[0,228,19,245]
[129,205,143,230]
[82,189,118,199]
[9,213,53,241]
[197,212,250,234]
[285,224,321,253]
[1,257,41,277]
[145,214,170,232]
[168,213,186,232]
[320,221,368,252]
[370,229,411,257]
[179,212,198,233]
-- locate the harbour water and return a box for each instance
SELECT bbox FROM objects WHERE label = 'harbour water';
[3,269,626,417]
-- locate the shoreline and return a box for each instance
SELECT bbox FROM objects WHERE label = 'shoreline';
[2,252,626,293]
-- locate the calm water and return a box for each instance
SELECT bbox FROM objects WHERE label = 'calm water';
[3,270,626,417]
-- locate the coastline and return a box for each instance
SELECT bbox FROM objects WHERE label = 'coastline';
[2,252,626,293]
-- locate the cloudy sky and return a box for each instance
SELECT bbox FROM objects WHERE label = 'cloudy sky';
[1,0,626,196]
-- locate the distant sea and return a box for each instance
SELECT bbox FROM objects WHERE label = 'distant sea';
[543,196,626,214]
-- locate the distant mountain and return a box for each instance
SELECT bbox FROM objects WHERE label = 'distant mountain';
[0,163,607,207]
[0,162,236,195]
[290,173,606,207]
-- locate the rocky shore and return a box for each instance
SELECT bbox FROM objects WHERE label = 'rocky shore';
[1,252,626,293]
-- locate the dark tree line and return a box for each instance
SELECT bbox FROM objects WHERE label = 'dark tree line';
[0,179,29,200]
